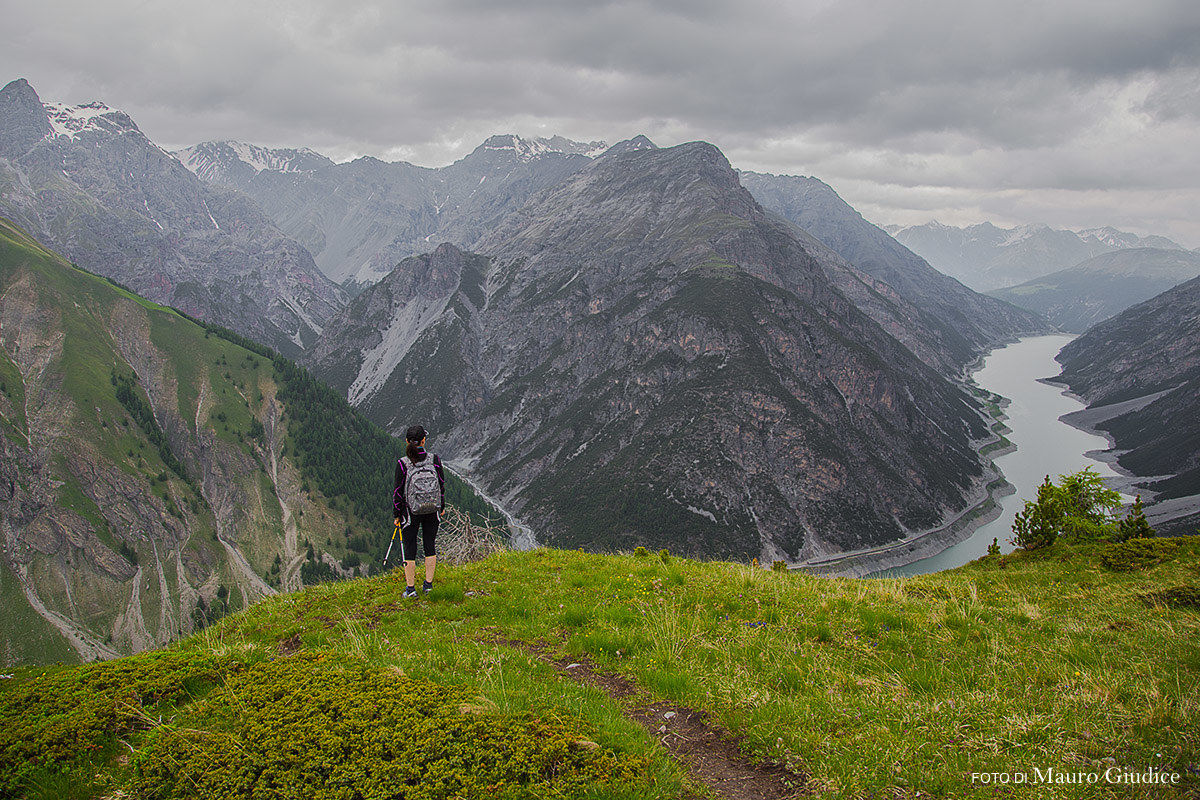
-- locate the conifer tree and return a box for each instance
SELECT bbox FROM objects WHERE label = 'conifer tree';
[1116,494,1154,541]
[1011,475,1062,550]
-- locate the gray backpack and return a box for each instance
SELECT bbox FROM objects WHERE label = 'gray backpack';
[402,456,440,515]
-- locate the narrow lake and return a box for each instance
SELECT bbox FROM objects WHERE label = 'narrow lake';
[878,334,1127,577]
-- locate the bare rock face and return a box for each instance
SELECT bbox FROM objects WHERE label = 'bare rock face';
[311,143,1002,562]
[0,78,344,357]
[0,79,51,160]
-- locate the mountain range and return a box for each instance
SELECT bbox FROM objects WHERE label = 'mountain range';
[178,134,1045,378]
[3,76,1054,575]
[990,247,1200,333]
[175,133,629,287]
[891,220,1188,292]
[0,79,344,357]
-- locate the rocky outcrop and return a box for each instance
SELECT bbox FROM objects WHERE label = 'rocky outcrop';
[311,143,1003,562]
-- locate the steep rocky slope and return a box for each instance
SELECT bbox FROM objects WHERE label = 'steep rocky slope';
[739,171,1048,374]
[989,247,1200,333]
[311,143,1005,562]
[1055,274,1200,533]
[0,218,490,665]
[0,79,344,357]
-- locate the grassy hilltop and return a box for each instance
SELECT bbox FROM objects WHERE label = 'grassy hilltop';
[2,537,1197,799]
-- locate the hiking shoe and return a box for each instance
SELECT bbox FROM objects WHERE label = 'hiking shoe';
[423,581,433,594]
[404,586,418,598]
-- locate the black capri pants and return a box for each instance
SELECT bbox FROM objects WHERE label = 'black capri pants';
[401,512,438,561]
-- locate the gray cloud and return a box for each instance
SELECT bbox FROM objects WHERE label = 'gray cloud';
[3,0,1199,245]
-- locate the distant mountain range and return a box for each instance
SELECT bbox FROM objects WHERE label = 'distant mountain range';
[0,79,344,357]
[174,134,636,286]
[1054,273,1200,535]
[891,220,1188,292]
[990,248,1200,333]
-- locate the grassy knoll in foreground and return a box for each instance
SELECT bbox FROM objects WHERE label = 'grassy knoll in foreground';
[2,538,1197,799]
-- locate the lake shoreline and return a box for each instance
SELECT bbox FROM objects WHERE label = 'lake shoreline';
[793,362,1021,578]
[802,334,1132,578]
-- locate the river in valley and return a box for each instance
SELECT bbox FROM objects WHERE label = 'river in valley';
[875,334,1129,578]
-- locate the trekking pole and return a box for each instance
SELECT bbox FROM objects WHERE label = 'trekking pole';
[383,519,400,566]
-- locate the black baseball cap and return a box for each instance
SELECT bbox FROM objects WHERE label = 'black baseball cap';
[405,425,427,442]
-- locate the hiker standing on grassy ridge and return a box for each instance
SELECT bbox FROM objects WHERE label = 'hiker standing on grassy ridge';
[394,425,445,598]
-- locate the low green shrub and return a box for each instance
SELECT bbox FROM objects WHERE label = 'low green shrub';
[1099,537,1180,571]
[130,653,651,799]
[1140,584,1200,610]
[0,652,236,797]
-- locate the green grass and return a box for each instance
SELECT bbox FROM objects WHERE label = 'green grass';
[0,347,27,443]
[3,539,1197,798]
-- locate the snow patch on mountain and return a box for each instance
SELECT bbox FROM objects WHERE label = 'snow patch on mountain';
[43,101,137,139]
[229,141,324,173]
[174,141,330,182]
[478,134,608,162]
[1001,223,1049,247]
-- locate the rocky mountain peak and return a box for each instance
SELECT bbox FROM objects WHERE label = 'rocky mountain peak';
[590,140,741,196]
[1,77,42,107]
[601,135,658,156]
[174,140,334,186]
[474,140,763,282]
[0,80,345,356]
[464,134,607,165]
[0,77,51,159]
[431,241,465,258]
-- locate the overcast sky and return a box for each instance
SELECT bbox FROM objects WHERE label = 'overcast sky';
[4,0,1199,245]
